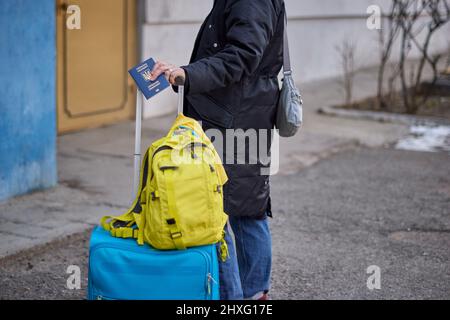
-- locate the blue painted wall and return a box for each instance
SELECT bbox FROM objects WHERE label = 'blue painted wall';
[0,0,57,201]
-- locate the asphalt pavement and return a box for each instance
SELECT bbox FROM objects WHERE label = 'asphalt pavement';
[1,147,448,300]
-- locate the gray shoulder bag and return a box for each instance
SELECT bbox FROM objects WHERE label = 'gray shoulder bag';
[276,9,303,137]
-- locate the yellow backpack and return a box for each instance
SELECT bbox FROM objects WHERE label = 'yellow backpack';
[101,114,229,260]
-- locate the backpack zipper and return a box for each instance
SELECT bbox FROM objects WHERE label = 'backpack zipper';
[152,145,173,160]
[150,145,173,180]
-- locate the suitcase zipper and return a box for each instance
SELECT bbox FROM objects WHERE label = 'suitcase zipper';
[206,273,217,297]
[96,295,115,300]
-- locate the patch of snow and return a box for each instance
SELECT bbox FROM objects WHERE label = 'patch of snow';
[395,125,450,154]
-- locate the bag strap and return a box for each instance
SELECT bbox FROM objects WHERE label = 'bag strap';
[162,167,186,250]
[101,147,151,245]
[282,4,292,75]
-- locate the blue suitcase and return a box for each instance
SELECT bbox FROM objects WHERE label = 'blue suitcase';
[87,226,220,300]
[87,86,220,300]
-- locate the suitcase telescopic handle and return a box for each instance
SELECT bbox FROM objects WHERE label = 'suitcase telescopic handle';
[177,86,184,115]
[133,90,143,197]
[176,75,185,115]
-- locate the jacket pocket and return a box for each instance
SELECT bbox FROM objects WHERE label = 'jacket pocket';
[224,175,270,218]
[242,76,280,107]
[187,93,234,129]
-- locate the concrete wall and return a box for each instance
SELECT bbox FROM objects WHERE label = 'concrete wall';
[141,0,450,117]
[0,0,57,201]
[141,0,212,118]
[286,0,450,82]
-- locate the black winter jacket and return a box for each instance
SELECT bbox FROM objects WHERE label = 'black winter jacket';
[182,0,285,218]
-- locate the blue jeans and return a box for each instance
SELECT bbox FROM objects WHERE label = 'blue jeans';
[217,215,272,300]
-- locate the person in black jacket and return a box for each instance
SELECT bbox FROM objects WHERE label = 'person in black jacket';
[150,0,285,300]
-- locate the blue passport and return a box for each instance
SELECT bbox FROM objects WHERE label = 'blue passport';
[128,57,170,100]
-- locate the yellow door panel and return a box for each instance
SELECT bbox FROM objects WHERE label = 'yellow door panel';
[57,0,137,133]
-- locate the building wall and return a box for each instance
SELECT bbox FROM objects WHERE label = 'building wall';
[141,0,450,117]
[140,0,212,118]
[0,0,57,201]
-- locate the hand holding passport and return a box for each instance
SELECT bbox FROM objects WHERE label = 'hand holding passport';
[128,57,185,100]
[128,57,169,100]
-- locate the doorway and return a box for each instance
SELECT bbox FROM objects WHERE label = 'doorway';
[56,0,137,133]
